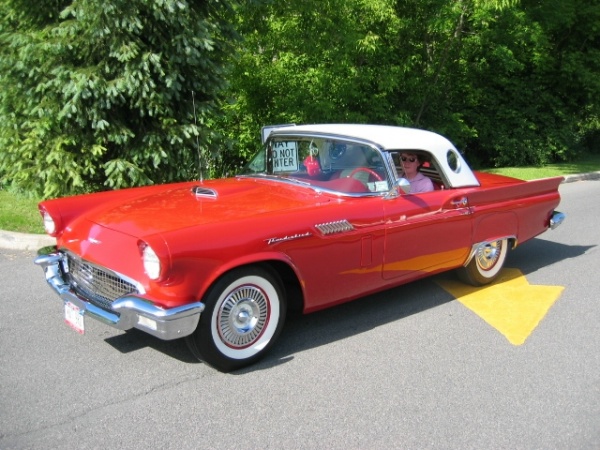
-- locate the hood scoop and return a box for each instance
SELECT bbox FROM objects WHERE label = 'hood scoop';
[192,185,218,199]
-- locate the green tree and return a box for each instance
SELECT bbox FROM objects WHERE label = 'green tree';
[214,0,405,169]
[215,0,520,165]
[457,0,600,166]
[0,0,237,198]
[219,0,599,168]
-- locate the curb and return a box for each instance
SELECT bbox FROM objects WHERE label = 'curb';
[563,171,600,183]
[1,172,599,252]
[0,230,54,252]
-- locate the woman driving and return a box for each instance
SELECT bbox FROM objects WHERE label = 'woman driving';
[399,152,434,193]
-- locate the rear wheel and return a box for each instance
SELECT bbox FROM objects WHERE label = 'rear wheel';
[186,266,286,372]
[458,238,508,286]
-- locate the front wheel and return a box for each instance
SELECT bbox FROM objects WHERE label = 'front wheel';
[457,238,509,286]
[186,266,286,372]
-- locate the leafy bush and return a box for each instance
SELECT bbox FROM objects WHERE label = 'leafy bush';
[217,0,600,169]
[1,0,598,197]
[0,0,237,198]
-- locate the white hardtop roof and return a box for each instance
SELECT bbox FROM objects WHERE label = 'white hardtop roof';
[268,123,480,188]
[270,124,457,153]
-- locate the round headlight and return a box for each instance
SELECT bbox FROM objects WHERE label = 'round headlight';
[142,245,161,280]
[42,211,56,235]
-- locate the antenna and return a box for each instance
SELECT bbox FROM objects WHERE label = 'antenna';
[192,90,203,182]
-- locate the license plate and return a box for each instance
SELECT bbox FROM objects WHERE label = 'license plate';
[64,302,85,334]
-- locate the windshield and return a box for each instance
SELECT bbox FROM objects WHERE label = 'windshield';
[241,136,391,195]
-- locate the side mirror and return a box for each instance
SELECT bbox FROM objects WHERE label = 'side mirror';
[396,178,411,194]
[386,178,411,198]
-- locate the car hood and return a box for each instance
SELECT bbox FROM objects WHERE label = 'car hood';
[83,177,332,238]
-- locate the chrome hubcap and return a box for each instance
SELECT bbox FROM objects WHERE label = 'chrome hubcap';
[218,285,269,348]
[476,240,502,271]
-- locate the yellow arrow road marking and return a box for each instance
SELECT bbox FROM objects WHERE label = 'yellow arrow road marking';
[436,268,564,345]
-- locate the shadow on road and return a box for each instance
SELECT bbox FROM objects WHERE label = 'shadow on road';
[506,237,594,275]
[104,330,199,364]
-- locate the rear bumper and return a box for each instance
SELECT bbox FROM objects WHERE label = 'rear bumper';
[34,252,204,340]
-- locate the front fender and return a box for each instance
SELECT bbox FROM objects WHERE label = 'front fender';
[193,251,305,304]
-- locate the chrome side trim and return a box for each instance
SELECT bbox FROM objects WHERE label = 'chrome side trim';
[34,252,204,340]
[549,211,565,230]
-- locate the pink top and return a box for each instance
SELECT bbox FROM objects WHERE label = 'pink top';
[407,172,434,193]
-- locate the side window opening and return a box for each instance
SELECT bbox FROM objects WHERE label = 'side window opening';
[390,150,448,190]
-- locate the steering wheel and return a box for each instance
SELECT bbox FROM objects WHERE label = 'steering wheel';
[347,167,383,182]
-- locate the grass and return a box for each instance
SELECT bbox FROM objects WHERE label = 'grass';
[482,153,600,180]
[0,190,45,234]
[1,153,599,234]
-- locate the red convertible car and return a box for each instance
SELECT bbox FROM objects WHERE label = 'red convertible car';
[35,124,565,371]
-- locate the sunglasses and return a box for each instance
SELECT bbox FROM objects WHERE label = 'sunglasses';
[401,156,417,163]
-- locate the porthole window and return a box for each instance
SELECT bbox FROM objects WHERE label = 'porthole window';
[447,149,460,173]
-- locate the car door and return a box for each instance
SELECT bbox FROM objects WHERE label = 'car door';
[382,189,473,281]
[282,195,388,312]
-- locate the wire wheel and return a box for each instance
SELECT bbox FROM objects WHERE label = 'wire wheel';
[475,240,504,271]
[458,238,509,286]
[217,285,270,349]
[186,266,286,372]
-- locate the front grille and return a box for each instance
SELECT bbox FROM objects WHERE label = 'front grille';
[63,253,139,311]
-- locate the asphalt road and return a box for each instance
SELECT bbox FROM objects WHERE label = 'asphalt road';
[1,180,598,450]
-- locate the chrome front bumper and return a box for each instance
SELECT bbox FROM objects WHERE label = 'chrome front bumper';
[34,252,204,340]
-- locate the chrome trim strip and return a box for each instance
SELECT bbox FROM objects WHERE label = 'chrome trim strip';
[34,252,204,340]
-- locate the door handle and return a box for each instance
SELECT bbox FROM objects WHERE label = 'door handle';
[451,197,468,207]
